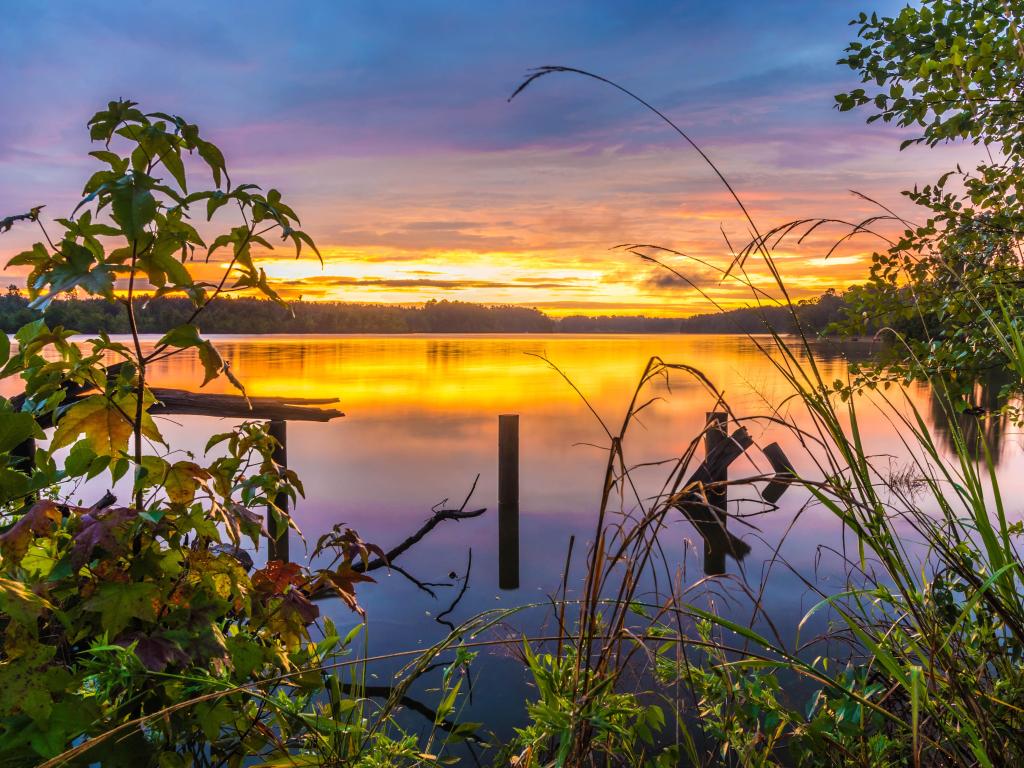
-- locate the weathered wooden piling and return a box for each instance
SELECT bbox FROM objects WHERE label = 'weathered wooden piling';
[498,414,520,589]
[704,412,729,575]
[267,419,290,563]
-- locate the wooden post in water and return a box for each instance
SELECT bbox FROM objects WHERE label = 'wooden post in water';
[268,420,290,563]
[704,412,729,575]
[761,442,795,505]
[498,414,520,589]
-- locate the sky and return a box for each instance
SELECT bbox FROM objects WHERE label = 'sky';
[0,0,970,316]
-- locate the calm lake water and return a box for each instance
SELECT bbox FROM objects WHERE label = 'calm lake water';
[15,333,1024,741]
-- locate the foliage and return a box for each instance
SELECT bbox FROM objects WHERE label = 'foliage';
[0,101,451,766]
[506,643,669,768]
[491,36,1024,767]
[676,289,850,336]
[0,291,696,335]
[832,0,1024,396]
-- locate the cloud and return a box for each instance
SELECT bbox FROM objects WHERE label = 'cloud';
[642,267,719,290]
[278,275,583,291]
[328,226,524,252]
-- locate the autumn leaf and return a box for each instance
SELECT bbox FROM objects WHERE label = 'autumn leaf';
[281,589,319,625]
[311,565,374,615]
[51,396,133,457]
[188,551,250,608]
[0,500,62,564]
[116,630,190,672]
[252,561,304,596]
[164,461,209,505]
[70,506,138,568]
[263,592,319,651]
[52,393,164,458]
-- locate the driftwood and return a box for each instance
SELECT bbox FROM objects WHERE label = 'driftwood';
[312,479,486,601]
[340,682,484,743]
[17,388,343,428]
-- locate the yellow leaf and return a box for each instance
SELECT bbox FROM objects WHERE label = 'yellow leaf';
[51,395,133,457]
[51,393,163,457]
[164,461,209,505]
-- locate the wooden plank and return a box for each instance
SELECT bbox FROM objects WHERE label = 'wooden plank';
[150,388,344,422]
[20,389,343,428]
[760,442,795,504]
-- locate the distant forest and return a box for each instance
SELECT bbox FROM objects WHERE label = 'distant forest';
[0,287,851,335]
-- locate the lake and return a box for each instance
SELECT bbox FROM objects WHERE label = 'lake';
[14,333,1024,741]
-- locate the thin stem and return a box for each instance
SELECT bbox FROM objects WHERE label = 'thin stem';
[125,238,146,510]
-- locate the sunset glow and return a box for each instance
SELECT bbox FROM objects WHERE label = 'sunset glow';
[0,0,960,316]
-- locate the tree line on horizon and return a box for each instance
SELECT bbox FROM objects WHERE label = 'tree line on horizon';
[0,286,852,335]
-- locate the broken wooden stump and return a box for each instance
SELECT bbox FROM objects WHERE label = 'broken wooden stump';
[673,416,753,575]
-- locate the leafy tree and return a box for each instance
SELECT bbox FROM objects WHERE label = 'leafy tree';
[834,0,1024,400]
[0,101,448,766]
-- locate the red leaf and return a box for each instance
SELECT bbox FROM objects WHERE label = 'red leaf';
[71,506,138,568]
[252,560,304,596]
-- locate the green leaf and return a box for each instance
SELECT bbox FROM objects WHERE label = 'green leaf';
[0,413,42,453]
[0,644,56,726]
[83,582,159,636]
[157,325,222,386]
[0,469,32,504]
[160,143,188,193]
[435,680,461,723]
[164,461,208,505]
[197,140,228,188]
[0,576,55,627]
[110,183,157,241]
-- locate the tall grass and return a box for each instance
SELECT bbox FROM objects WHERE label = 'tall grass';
[495,68,1024,767]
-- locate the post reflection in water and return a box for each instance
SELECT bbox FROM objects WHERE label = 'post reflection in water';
[926,371,1019,467]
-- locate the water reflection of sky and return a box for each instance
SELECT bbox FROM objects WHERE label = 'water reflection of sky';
[7,333,1024,741]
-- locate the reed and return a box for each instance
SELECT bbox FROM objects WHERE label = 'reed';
[491,68,1024,768]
